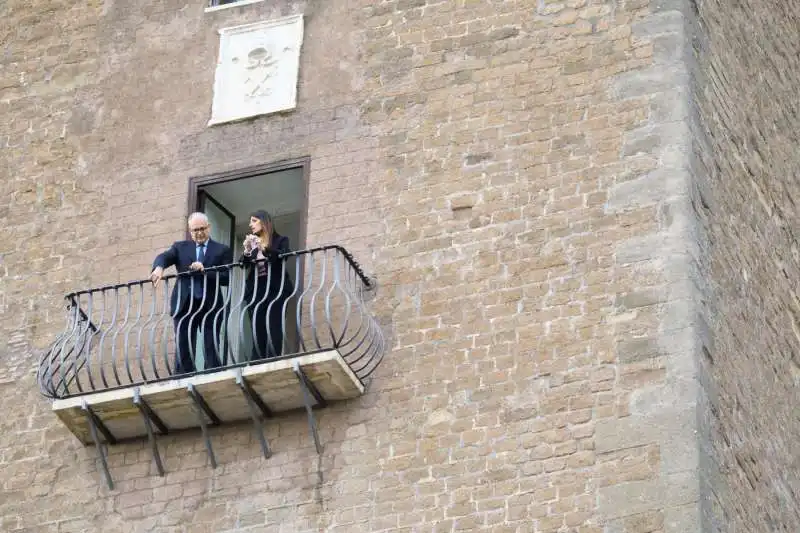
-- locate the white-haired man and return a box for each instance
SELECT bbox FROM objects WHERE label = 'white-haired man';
[151,212,233,374]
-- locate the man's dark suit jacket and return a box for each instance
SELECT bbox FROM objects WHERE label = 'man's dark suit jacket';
[152,239,234,315]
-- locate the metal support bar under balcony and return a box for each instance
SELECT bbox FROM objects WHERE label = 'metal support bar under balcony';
[54,351,360,488]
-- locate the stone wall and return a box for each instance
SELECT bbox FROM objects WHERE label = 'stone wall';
[689,0,800,531]
[0,1,709,532]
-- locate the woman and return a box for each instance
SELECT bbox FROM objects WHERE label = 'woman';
[240,210,293,360]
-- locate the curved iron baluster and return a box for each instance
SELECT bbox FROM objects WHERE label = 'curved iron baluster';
[339,266,369,349]
[96,289,114,390]
[227,266,248,365]
[332,251,358,348]
[58,297,83,396]
[120,285,135,386]
[106,288,126,387]
[130,283,154,383]
[199,271,220,370]
[250,258,273,359]
[69,292,97,395]
[295,253,314,354]
[309,251,327,350]
[281,256,302,357]
[127,284,146,385]
[342,313,377,371]
[339,261,384,378]
[142,280,161,381]
[66,302,85,395]
[83,291,103,392]
[47,300,77,397]
[240,263,260,362]
[161,278,176,375]
[324,251,345,348]
[185,274,204,364]
[336,269,371,365]
[358,317,387,379]
[173,275,198,375]
[349,314,383,376]
[42,302,72,396]
[263,257,288,357]
[38,320,68,397]
[211,268,233,367]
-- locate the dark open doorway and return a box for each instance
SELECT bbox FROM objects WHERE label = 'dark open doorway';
[187,157,310,256]
[187,157,310,369]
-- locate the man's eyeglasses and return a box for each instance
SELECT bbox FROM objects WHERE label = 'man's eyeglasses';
[189,226,209,233]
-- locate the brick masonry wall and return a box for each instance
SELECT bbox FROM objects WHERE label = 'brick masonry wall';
[0,1,708,532]
[689,0,800,531]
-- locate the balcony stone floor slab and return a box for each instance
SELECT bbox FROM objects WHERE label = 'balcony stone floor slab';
[52,350,363,445]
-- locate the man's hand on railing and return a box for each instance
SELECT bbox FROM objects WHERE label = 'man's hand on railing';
[189,262,205,272]
[150,267,164,287]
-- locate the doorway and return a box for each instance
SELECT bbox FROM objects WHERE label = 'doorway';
[188,158,309,369]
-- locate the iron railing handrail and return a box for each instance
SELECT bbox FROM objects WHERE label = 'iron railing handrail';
[64,245,375,299]
[38,246,385,400]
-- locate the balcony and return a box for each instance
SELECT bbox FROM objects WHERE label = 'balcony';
[37,245,385,488]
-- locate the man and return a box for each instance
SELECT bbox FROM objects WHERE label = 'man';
[151,212,233,375]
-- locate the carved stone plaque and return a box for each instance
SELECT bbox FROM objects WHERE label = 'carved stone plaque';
[209,15,304,126]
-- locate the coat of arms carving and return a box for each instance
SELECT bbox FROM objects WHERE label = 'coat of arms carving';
[209,15,304,125]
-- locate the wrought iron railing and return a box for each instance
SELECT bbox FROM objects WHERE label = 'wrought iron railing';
[37,246,384,400]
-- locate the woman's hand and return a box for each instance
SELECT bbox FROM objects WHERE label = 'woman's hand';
[243,234,260,255]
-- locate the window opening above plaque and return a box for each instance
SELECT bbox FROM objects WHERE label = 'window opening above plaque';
[206,0,267,11]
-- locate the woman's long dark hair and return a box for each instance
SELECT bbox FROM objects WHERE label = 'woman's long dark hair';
[250,209,273,237]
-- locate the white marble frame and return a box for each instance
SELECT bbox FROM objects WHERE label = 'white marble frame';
[208,14,305,126]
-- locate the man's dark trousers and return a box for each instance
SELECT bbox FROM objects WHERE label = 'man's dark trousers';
[173,296,225,374]
[152,238,233,375]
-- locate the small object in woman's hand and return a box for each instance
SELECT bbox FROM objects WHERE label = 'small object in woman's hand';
[243,234,260,254]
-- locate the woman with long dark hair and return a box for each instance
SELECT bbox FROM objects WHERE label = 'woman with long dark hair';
[240,210,293,360]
